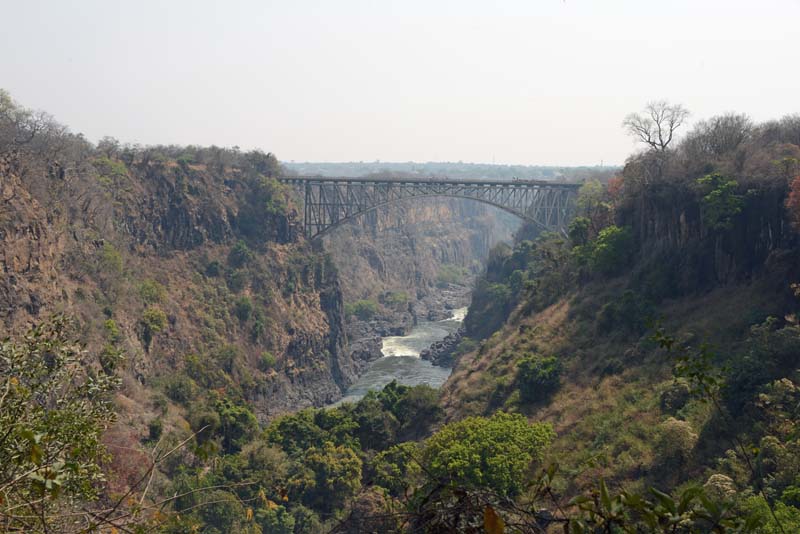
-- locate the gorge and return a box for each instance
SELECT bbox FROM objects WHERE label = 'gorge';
[3,89,800,533]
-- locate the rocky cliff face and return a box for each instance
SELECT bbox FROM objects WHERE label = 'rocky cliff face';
[319,197,517,367]
[0,151,358,422]
[324,197,517,311]
[619,180,797,298]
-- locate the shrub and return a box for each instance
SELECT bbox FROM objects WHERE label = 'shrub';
[660,379,691,413]
[516,354,562,403]
[226,269,247,292]
[454,337,478,356]
[786,174,800,231]
[383,291,409,308]
[141,306,167,348]
[259,351,277,371]
[437,264,468,286]
[205,260,221,277]
[138,278,166,304]
[98,242,123,275]
[697,172,744,231]
[589,225,634,276]
[189,409,221,444]
[344,299,378,321]
[214,398,259,454]
[256,505,295,534]
[251,309,266,342]
[227,240,253,268]
[595,290,653,335]
[163,375,197,403]
[568,216,591,246]
[301,441,363,513]
[92,155,128,182]
[371,442,422,496]
[142,306,167,333]
[104,318,121,343]
[198,490,246,532]
[655,417,698,467]
[148,418,163,442]
[233,296,253,322]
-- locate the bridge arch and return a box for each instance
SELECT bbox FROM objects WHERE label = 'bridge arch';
[279,177,579,240]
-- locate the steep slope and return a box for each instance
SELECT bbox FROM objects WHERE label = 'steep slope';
[1,148,360,426]
[442,116,800,507]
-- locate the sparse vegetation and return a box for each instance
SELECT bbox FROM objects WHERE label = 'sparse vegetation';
[344,299,379,321]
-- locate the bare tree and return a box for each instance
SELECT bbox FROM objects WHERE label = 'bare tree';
[623,101,690,151]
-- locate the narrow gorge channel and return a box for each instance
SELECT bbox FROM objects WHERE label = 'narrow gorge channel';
[335,306,466,405]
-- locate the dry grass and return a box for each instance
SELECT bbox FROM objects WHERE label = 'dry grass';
[441,269,789,495]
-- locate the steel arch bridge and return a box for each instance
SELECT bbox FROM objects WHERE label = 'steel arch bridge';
[278,176,580,240]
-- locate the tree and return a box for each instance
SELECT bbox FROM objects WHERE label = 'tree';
[517,354,562,403]
[568,217,591,246]
[589,225,634,276]
[623,101,690,151]
[696,172,744,231]
[421,412,554,497]
[786,175,800,231]
[576,179,612,234]
[0,316,119,532]
[300,441,362,513]
[682,113,753,158]
[0,89,65,148]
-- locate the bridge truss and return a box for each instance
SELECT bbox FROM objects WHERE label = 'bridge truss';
[278,176,580,240]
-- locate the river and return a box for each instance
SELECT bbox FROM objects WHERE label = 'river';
[335,306,466,404]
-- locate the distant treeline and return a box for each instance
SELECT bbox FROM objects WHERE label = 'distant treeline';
[284,161,618,183]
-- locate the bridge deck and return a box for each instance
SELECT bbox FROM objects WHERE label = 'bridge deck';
[279,175,581,189]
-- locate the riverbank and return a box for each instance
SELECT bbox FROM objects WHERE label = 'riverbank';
[334,305,466,405]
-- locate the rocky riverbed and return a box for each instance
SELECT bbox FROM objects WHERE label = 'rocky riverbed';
[344,281,471,369]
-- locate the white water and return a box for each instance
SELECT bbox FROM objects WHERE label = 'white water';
[335,307,466,404]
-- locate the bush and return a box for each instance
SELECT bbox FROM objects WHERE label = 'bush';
[301,441,363,513]
[227,240,253,268]
[568,216,591,246]
[259,351,277,371]
[516,354,562,403]
[588,225,634,276]
[148,418,163,441]
[104,318,121,343]
[437,264,468,286]
[655,417,698,467]
[214,398,258,454]
[205,260,221,277]
[256,505,295,534]
[345,299,378,321]
[383,291,409,308]
[697,172,744,231]
[595,290,653,335]
[163,375,197,403]
[92,155,128,182]
[98,242,123,275]
[141,306,168,348]
[453,337,478,356]
[142,306,167,333]
[660,379,691,413]
[371,442,422,496]
[226,269,247,292]
[233,296,253,322]
[138,278,166,304]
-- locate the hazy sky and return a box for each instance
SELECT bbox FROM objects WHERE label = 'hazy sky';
[2,0,799,166]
